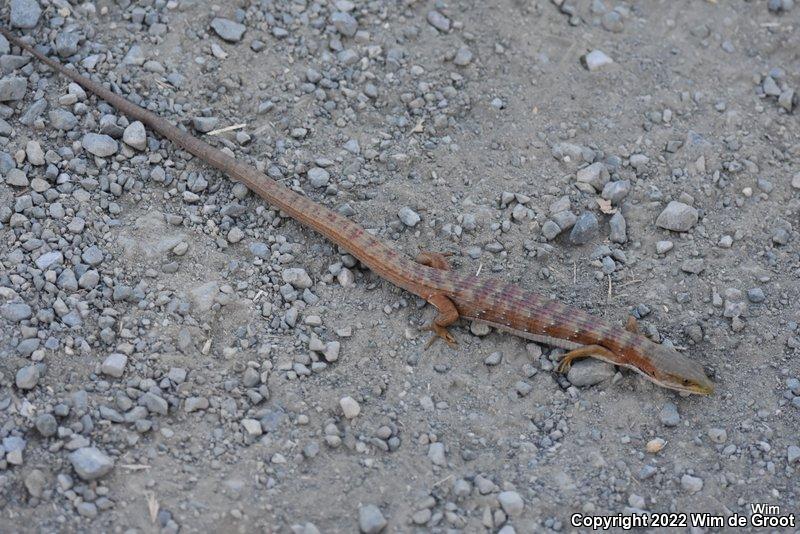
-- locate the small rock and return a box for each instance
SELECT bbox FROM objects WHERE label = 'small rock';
[69,447,114,481]
[788,445,800,464]
[82,133,118,157]
[707,428,727,443]
[10,0,42,29]
[609,212,627,244]
[398,207,420,227]
[747,288,765,303]
[340,396,361,419]
[16,365,39,390]
[681,474,703,494]
[659,402,680,427]
[453,47,473,66]
[656,201,699,232]
[583,50,614,71]
[427,10,451,32]
[307,167,330,188]
[656,240,674,254]
[6,168,28,187]
[282,268,313,289]
[193,117,219,133]
[35,251,62,270]
[227,227,245,243]
[358,504,387,534]
[123,121,147,150]
[185,397,209,412]
[498,491,524,515]
[484,351,503,366]
[24,469,46,498]
[566,359,615,386]
[210,18,246,42]
[35,413,58,437]
[1,302,32,322]
[101,353,128,378]
[331,11,358,37]
[0,76,27,101]
[570,212,599,245]
[140,392,168,415]
[241,419,263,437]
[49,109,78,130]
[428,442,446,466]
[576,162,609,191]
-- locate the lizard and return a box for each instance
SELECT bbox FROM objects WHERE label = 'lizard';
[0,28,714,395]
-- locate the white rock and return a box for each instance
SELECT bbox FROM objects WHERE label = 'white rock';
[584,50,614,71]
[339,396,361,419]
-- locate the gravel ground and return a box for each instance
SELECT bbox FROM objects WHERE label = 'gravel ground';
[1,0,800,532]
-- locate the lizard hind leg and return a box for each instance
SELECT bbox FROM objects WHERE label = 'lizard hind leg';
[422,293,459,348]
[625,316,640,334]
[556,344,619,374]
[416,251,452,271]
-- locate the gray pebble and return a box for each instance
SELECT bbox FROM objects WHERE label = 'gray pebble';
[24,469,46,498]
[16,365,39,390]
[82,133,118,157]
[656,201,698,232]
[601,180,631,203]
[193,117,218,133]
[398,207,420,227]
[1,302,32,322]
[185,397,209,412]
[35,414,57,437]
[453,47,473,66]
[35,250,63,270]
[6,168,28,187]
[49,109,78,130]
[55,31,80,58]
[484,351,503,366]
[570,212,599,245]
[10,0,42,29]
[101,353,128,378]
[602,10,624,32]
[307,167,330,188]
[655,240,673,254]
[282,268,313,289]
[427,10,451,32]
[498,491,524,515]
[140,392,169,415]
[428,442,446,466]
[788,445,800,464]
[210,18,246,43]
[0,76,27,102]
[81,245,104,266]
[747,288,765,303]
[576,162,609,191]
[70,447,114,481]
[680,474,703,493]
[583,50,613,71]
[609,212,627,244]
[707,428,727,443]
[358,504,387,533]
[123,121,147,150]
[566,359,615,386]
[331,11,358,37]
[76,502,98,518]
[659,402,680,427]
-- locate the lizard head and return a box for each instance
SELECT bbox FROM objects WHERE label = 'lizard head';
[640,340,714,395]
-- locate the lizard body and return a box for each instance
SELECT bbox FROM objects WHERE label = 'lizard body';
[0,28,713,395]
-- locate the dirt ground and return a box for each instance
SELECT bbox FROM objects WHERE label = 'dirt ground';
[1,0,799,532]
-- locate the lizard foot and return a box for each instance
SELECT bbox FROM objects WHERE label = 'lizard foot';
[422,323,458,349]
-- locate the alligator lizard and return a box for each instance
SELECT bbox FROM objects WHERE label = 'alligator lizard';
[1,29,714,395]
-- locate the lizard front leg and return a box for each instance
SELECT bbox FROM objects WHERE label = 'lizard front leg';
[423,293,459,348]
[416,251,452,271]
[556,344,619,373]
